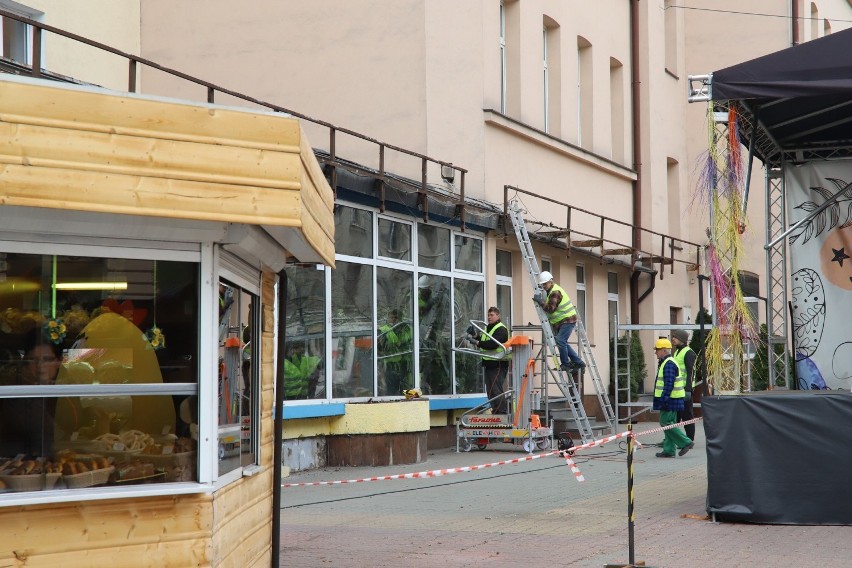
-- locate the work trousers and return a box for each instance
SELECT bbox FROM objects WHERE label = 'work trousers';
[484,363,509,415]
[659,409,692,456]
[554,321,583,367]
[678,393,695,441]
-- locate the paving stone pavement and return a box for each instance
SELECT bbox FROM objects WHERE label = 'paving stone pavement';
[279,424,851,567]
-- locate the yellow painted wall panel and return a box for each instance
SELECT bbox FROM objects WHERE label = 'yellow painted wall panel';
[329,400,430,435]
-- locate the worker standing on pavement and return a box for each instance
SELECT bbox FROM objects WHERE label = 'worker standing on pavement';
[652,337,694,458]
[468,306,510,415]
[671,329,697,442]
[533,271,584,372]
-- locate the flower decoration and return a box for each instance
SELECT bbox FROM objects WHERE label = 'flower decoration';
[44,317,67,345]
[146,326,166,350]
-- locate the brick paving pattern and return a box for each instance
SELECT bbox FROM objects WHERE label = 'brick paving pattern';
[280,427,851,567]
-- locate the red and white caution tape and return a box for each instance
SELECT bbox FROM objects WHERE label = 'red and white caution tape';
[282,418,704,489]
[281,451,559,488]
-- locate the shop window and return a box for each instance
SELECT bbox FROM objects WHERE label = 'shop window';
[283,264,326,400]
[331,261,373,398]
[216,279,259,477]
[376,268,413,397]
[418,224,450,270]
[335,205,373,259]
[0,249,200,493]
[496,250,513,329]
[418,274,451,395]
[454,234,483,273]
[454,279,484,394]
[378,217,412,261]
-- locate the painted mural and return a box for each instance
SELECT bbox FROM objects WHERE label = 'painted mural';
[787,163,852,389]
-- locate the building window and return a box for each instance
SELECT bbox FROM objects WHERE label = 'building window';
[608,271,619,336]
[541,257,552,275]
[217,275,259,476]
[0,246,201,492]
[664,0,678,74]
[495,250,513,329]
[543,17,561,136]
[499,0,506,114]
[0,2,42,65]
[667,157,680,234]
[331,261,373,398]
[575,264,587,327]
[824,19,832,35]
[810,3,819,40]
[455,234,482,273]
[283,264,326,401]
[377,268,413,397]
[610,57,625,163]
[577,36,593,148]
[378,217,412,262]
[419,224,451,270]
[335,205,373,259]
[453,278,484,394]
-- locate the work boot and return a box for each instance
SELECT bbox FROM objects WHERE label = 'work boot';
[655,452,675,458]
[678,442,695,457]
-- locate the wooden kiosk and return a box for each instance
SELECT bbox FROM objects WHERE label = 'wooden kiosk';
[0,75,334,567]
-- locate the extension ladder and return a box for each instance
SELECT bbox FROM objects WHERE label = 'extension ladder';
[507,200,616,443]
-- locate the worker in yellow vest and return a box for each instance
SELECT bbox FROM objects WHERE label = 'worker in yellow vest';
[671,329,697,441]
[534,271,584,372]
[652,337,694,458]
[468,306,510,415]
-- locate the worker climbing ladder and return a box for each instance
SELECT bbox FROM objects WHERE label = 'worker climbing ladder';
[507,200,617,443]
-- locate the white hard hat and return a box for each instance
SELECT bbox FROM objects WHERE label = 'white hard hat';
[538,271,553,285]
[418,275,431,289]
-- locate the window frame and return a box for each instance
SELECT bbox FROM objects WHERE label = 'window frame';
[0,237,214,506]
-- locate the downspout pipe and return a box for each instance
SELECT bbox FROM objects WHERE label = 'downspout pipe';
[791,0,799,46]
[271,270,287,567]
[629,0,642,324]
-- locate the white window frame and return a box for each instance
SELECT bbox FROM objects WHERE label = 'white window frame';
[575,263,586,324]
[495,249,513,329]
[543,26,549,132]
[499,0,507,114]
[0,238,212,506]
[0,1,44,66]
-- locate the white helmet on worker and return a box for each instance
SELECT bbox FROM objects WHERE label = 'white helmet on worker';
[418,275,431,289]
[538,271,554,285]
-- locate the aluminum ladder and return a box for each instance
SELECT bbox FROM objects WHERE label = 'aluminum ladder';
[507,200,616,443]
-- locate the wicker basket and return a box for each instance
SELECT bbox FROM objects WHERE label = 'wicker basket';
[0,472,61,492]
[63,466,115,489]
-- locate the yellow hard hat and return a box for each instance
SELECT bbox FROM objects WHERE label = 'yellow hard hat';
[654,338,672,350]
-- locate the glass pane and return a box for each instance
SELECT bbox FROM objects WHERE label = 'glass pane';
[378,218,411,261]
[284,265,326,400]
[0,394,198,489]
[454,279,484,394]
[376,268,414,396]
[418,274,451,394]
[0,254,199,386]
[541,259,552,274]
[454,235,482,273]
[608,299,619,336]
[608,272,618,294]
[576,289,586,325]
[331,261,373,397]
[217,280,257,476]
[576,265,585,284]
[335,205,373,258]
[418,225,450,270]
[496,250,512,277]
[496,284,512,330]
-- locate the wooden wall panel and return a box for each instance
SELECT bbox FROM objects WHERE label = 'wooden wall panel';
[0,494,213,567]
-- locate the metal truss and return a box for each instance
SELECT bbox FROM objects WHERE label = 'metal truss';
[764,168,791,388]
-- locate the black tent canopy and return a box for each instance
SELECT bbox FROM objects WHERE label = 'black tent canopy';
[709,27,852,166]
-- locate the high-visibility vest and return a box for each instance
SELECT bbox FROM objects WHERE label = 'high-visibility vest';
[545,283,577,325]
[654,356,686,399]
[379,323,411,364]
[480,321,510,361]
[673,345,696,388]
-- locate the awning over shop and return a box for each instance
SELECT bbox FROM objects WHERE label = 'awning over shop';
[0,75,334,269]
[707,27,852,166]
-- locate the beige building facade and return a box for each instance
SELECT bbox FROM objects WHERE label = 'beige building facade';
[1,0,850,478]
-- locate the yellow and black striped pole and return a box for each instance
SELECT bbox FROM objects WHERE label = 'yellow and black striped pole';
[627,422,635,565]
